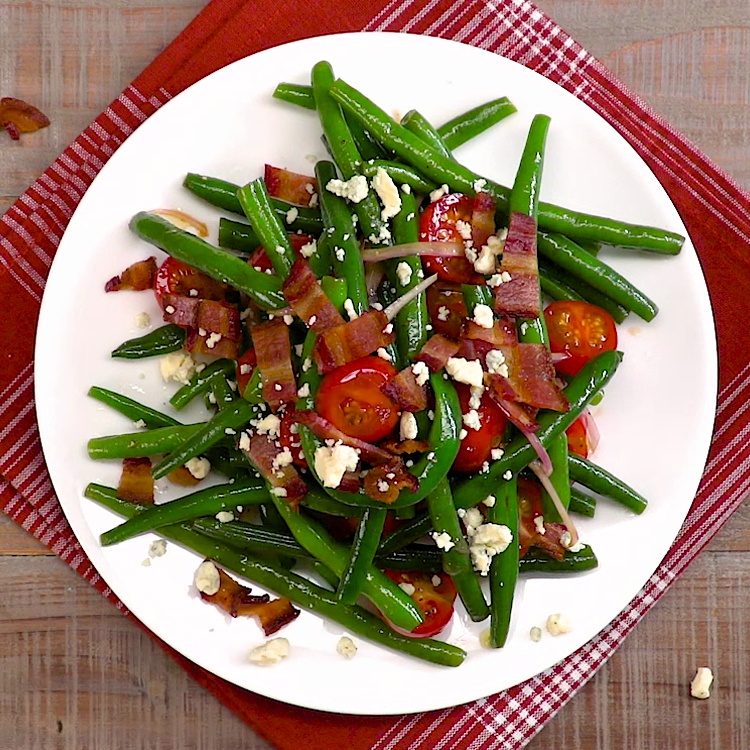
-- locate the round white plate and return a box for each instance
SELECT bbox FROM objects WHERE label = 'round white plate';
[35,32,717,715]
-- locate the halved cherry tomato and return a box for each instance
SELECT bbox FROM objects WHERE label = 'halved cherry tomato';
[383,570,457,637]
[278,408,307,469]
[452,383,508,473]
[419,192,485,284]
[247,233,314,274]
[315,356,400,443]
[153,256,229,309]
[426,281,468,339]
[544,300,618,376]
[566,414,590,458]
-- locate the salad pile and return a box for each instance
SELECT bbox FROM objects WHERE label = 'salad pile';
[85,60,683,667]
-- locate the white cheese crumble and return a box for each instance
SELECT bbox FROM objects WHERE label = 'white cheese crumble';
[336,636,358,659]
[534,516,546,535]
[445,357,484,389]
[429,184,450,202]
[468,522,513,576]
[396,261,413,287]
[455,219,473,241]
[300,238,317,258]
[398,582,416,596]
[194,560,220,596]
[297,382,311,398]
[344,298,358,321]
[371,166,402,220]
[472,304,494,329]
[690,667,714,699]
[185,456,211,480]
[215,510,235,523]
[483,494,496,508]
[255,414,281,438]
[546,613,572,636]
[134,312,151,329]
[411,361,430,386]
[314,444,360,488]
[462,409,482,431]
[326,174,369,203]
[249,638,290,666]
[485,349,508,377]
[431,531,455,551]
[148,539,167,558]
[285,206,298,224]
[400,411,418,441]
[437,305,450,322]
[160,351,197,385]
[529,626,543,642]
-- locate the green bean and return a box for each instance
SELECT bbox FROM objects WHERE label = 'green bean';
[540,432,571,522]
[194,517,309,558]
[402,109,453,159]
[519,543,598,573]
[183,173,324,234]
[311,61,391,246]
[111,324,186,359]
[509,113,550,217]
[129,212,286,310]
[336,506,387,605]
[487,477,519,647]
[329,79,685,254]
[269,495,424,632]
[375,544,443,573]
[314,159,368,313]
[568,453,648,514]
[237,178,296,279]
[272,82,316,109]
[169,358,236,410]
[88,423,204,460]
[569,486,597,518]
[99,478,267,546]
[437,96,517,151]
[427,479,489,622]
[452,349,623,509]
[377,512,432,556]
[88,386,180,429]
[152,399,255,480]
[85,484,465,667]
[217,218,259,254]
[537,232,657,321]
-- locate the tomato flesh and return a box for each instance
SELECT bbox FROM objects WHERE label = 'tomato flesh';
[315,356,400,443]
[153,256,229,309]
[383,570,457,637]
[452,383,508,473]
[425,281,468,339]
[419,193,485,284]
[544,300,618,376]
[566,415,590,458]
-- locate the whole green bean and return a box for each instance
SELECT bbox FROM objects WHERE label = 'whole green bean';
[272,81,316,110]
[519,543,598,573]
[88,423,204,460]
[569,486,597,518]
[437,96,518,150]
[509,113,550,217]
[111,324,186,359]
[568,453,648,514]
[129,212,286,310]
[170,358,236,410]
[336,506,387,605]
[88,386,180,429]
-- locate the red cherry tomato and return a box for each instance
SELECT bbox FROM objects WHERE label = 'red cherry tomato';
[425,281,468,339]
[315,356,400,443]
[153,256,229,309]
[516,476,544,558]
[544,300,618,376]
[566,415,590,458]
[451,383,508,473]
[383,570,457,637]
[419,193,485,284]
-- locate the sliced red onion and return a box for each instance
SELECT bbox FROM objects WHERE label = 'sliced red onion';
[581,407,601,455]
[528,459,579,549]
[361,241,465,263]
[522,426,552,475]
[383,274,438,321]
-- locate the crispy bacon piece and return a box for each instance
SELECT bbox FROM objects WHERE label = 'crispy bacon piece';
[293,409,393,466]
[485,381,540,433]
[463,316,517,347]
[251,318,297,410]
[0,97,50,140]
[243,433,308,507]
[201,565,300,635]
[264,164,318,206]
[161,293,200,327]
[362,459,419,504]
[185,328,241,360]
[282,258,346,332]
[105,257,157,292]
[380,365,427,412]
[380,438,430,456]
[312,310,393,374]
[519,521,569,562]
[471,191,497,248]
[197,299,242,340]
[415,333,460,372]
[493,211,541,318]
[116,457,154,504]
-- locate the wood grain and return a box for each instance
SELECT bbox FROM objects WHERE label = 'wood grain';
[2,1,749,748]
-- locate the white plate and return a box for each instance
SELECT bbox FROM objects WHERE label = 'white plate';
[35,32,717,715]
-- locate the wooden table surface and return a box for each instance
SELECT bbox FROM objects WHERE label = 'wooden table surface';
[2,1,748,748]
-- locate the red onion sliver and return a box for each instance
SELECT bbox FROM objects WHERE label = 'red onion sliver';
[383,273,438,321]
[528,460,579,549]
[361,241,465,263]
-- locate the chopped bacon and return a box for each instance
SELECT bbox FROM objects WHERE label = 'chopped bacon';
[380,366,427,412]
[485,382,540,432]
[264,164,318,206]
[201,565,300,634]
[518,520,569,561]
[293,409,393,466]
[105,257,157,292]
[185,328,241,360]
[161,293,200,327]
[312,310,393,374]
[337,472,363,494]
[463,316,517,347]
[116,457,154,504]
[243,433,308,507]
[415,333,460,372]
[251,318,297,410]
[493,211,541,318]
[471,191,496,248]
[282,258,346,332]
[196,299,242,340]
[0,97,50,140]
[380,438,430,456]
[362,459,419,504]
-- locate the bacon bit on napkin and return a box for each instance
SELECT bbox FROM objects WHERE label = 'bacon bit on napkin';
[105,257,158,292]
[0,97,50,140]
[201,564,300,635]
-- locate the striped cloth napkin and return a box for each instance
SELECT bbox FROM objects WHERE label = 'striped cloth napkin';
[2,0,749,748]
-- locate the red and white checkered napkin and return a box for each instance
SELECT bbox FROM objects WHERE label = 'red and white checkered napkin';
[2,0,749,747]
